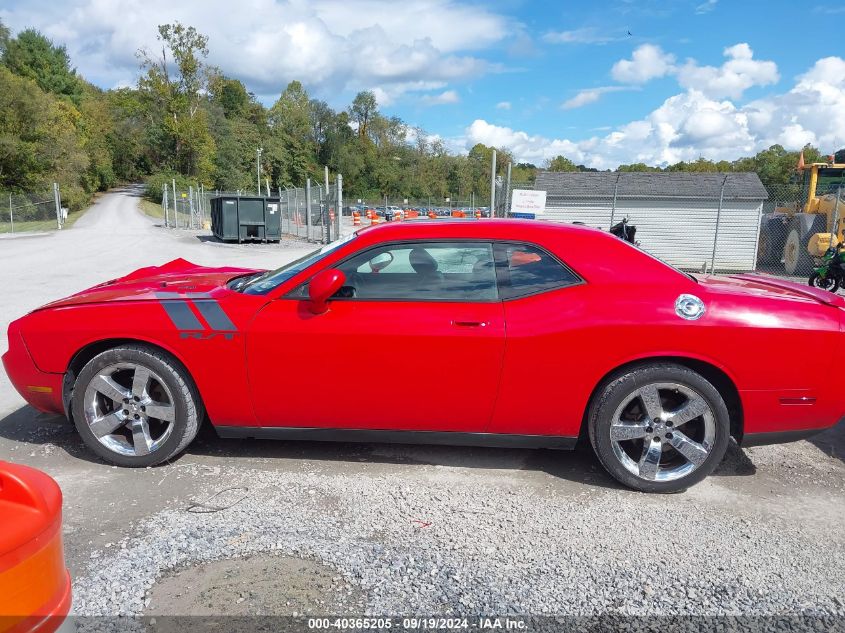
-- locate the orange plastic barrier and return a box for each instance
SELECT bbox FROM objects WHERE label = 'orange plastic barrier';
[405,210,419,219]
[475,209,482,219]
[0,462,70,633]
[428,211,437,219]
[451,210,466,218]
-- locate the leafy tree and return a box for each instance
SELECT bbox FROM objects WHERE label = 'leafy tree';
[545,155,579,172]
[2,29,82,103]
[137,23,215,180]
[0,20,10,57]
[350,91,377,139]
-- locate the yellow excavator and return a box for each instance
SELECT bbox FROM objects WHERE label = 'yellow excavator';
[758,153,845,274]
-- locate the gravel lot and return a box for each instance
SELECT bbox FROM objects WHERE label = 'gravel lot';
[1,187,844,630]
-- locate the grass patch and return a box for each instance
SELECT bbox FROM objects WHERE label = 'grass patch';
[139,198,165,219]
[0,208,86,234]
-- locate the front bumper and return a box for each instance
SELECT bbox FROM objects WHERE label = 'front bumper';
[2,328,64,415]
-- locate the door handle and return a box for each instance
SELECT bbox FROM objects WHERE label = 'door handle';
[453,320,487,327]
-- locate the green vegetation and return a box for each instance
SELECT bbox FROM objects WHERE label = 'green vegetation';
[0,17,842,214]
[138,198,164,219]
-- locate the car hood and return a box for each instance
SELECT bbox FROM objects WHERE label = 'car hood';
[36,258,260,310]
[697,273,845,308]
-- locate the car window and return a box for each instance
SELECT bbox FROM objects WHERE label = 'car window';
[240,233,357,295]
[302,242,498,301]
[496,243,580,299]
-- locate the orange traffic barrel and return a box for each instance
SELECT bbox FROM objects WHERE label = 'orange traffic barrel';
[0,462,70,633]
[428,211,436,219]
[352,211,361,226]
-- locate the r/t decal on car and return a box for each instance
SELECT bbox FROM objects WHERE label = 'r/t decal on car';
[155,292,239,340]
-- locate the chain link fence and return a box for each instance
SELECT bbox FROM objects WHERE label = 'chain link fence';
[0,184,67,234]
[157,174,348,244]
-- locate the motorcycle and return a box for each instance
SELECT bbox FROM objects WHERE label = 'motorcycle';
[809,242,845,293]
[610,217,638,245]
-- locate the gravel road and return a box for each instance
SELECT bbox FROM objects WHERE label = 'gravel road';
[1,187,844,630]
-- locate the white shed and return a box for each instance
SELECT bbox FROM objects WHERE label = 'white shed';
[531,171,769,272]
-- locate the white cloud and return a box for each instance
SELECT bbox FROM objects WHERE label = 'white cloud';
[496,101,512,110]
[0,0,509,103]
[611,44,675,84]
[695,0,718,14]
[677,43,779,99]
[542,27,622,45]
[420,89,460,105]
[562,86,634,110]
[461,55,845,169]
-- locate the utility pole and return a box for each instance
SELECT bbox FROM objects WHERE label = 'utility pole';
[256,147,263,196]
[489,150,497,218]
[9,194,13,234]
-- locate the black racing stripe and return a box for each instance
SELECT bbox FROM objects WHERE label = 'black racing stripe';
[159,299,204,331]
[193,300,237,331]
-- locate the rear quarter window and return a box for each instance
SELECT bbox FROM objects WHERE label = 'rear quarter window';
[496,242,581,299]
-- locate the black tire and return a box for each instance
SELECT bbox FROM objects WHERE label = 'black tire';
[587,363,731,493]
[783,216,825,276]
[71,344,203,467]
[808,272,841,293]
[757,217,787,265]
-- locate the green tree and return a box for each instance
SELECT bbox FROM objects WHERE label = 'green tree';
[0,20,10,57]
[350,91,377,140]
[545,155,579,172]
[2,29,82,103]
[137,23,215,180]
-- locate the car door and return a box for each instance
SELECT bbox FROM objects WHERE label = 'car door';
[246,240,505,432]
[486,241,590,438]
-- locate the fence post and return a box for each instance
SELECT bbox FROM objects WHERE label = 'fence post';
[171,179,177,229]
[189,186,195,230]
[53,183,61,229]
[337,174,343,240]
[710,174,728,274]
[163,185,169,228]
[505,162,512,217]
[306,179,313,242]
[489,150,497,218]
[8,194,13,234]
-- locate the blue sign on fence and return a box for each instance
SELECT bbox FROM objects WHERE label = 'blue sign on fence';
[509,212,536,220]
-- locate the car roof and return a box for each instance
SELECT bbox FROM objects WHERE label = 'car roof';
[355,218,607,242]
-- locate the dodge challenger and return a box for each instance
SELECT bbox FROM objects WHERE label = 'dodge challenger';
[3,220,843,492]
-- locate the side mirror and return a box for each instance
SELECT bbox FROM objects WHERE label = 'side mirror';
[308,268,346,314]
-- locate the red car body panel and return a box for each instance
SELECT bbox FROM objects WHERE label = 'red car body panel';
[3,220,844,445]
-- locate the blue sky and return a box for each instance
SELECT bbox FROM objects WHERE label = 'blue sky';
[2,0,844,168]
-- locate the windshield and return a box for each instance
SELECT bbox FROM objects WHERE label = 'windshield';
[240,233,357,295]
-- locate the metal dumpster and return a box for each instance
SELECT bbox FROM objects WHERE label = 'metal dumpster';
[210,196,281,243]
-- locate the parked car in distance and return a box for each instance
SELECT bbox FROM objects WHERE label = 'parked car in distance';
[4,220,845,492]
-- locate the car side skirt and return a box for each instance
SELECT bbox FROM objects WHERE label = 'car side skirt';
[741,428,826,447]
[214,426,578,450]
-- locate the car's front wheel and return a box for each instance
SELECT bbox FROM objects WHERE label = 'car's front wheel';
[71,345,203,467]
[588,363,730,493]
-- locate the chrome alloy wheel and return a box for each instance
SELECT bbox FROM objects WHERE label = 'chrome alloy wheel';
[82,362,176,457]
[609,382,715,482]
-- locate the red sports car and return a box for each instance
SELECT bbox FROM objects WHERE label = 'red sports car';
[3,220,843,492]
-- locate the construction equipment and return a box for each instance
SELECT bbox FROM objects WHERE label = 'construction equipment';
[758,152,845,275]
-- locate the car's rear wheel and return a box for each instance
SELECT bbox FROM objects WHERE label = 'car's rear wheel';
[71,345,202,467]
[588,364,730,493]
